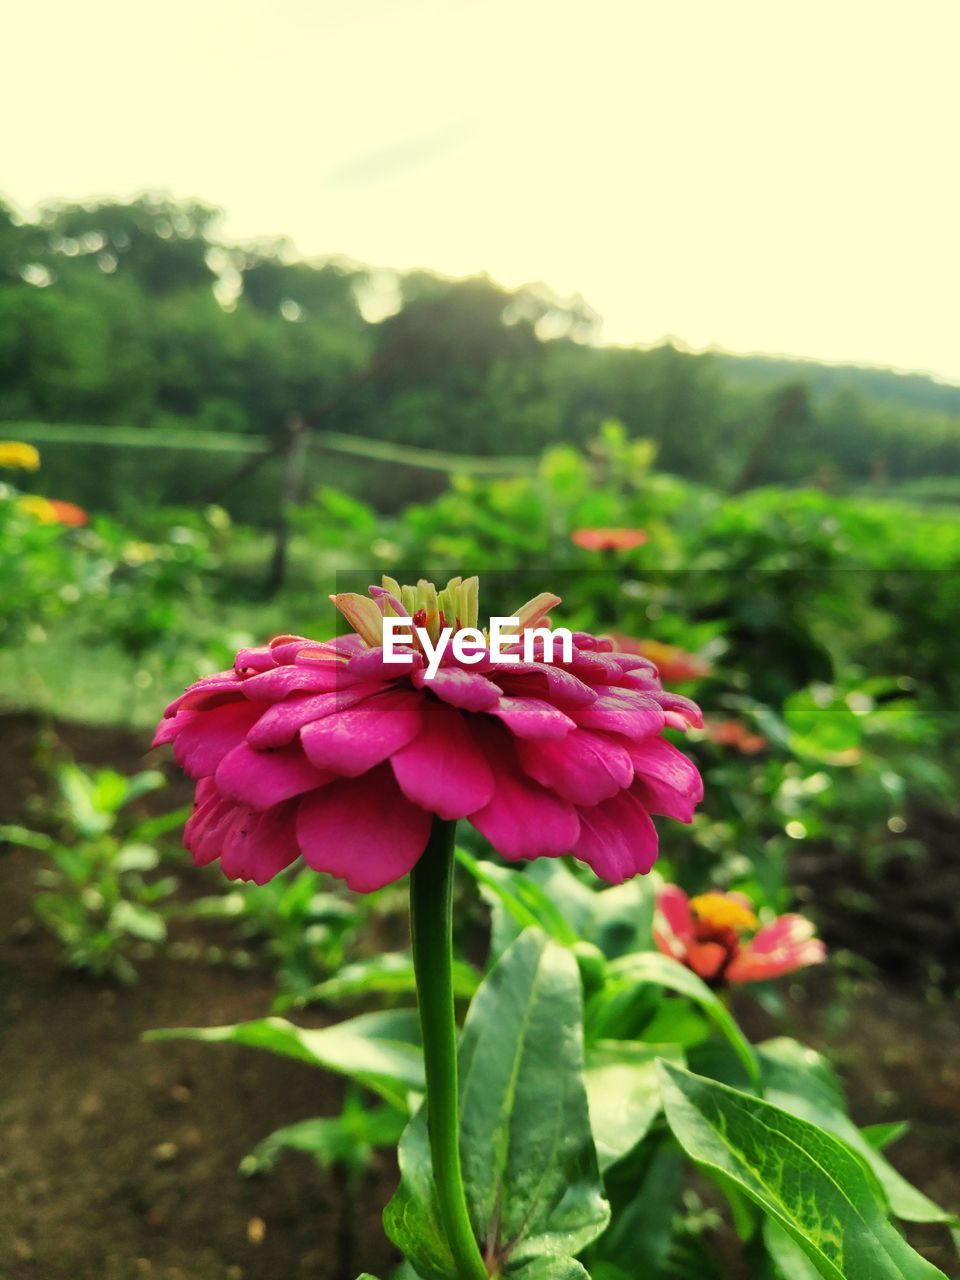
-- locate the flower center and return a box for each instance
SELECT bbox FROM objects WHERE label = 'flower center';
[690,892,758,934]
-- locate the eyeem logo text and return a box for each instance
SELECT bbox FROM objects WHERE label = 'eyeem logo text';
[383,616,573,681]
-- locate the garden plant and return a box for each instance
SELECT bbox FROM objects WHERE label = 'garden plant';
[146,572,956,1280]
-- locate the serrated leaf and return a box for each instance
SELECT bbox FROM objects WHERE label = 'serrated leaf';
[658,1061,948,1280]
[145,1010,423,1109]
[585,1040,683,1171]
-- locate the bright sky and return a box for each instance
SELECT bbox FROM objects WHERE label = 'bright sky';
[4,1,959,381]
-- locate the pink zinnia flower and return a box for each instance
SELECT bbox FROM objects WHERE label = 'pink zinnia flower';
[654,886,826,986]
[154,576,703,892]
[571,527,649,551]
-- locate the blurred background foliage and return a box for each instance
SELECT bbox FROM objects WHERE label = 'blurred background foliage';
[3,194,960,520]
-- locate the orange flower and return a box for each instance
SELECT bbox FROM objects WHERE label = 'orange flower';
[700,718,767,755]
[47,499,88,527]
[17,495,88,526]
[655,885,825,986]
[571,527,648,552]
[611,635,712,683]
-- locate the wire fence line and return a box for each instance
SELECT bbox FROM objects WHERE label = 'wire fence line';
[6,421,538,476]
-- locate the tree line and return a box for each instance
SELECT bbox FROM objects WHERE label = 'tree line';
[2,194,958,496]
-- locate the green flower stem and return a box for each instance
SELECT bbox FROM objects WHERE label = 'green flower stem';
[410,818,488,1280]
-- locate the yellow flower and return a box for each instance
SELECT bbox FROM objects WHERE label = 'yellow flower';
[17,495,57,523]
[0,441,41,471]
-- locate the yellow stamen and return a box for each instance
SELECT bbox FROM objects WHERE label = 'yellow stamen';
[690,892,758,933]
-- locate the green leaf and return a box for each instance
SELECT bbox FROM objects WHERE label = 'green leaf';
[240,1100,405,1178]
[145,1010,423,1109]
[658,1061,948,1280]
[58,764,112,837]
[608,951,760,1086]
[585,876,655,960]
[128,804,193,842]
[759,1038,954,1225]
[109,900,166,942]
[459,929,610,1266]
[0,823,55,851]
[384,1110,456,1280]
[507,1259,591,1280]
[293,951,480,1007]
[861,1120,910,1152]
[587,1141,684,1278]
[115,842,160,872]
[763,1220,823,1280]
[585,1040,683,1171]
[455,850,579,947]
[385,929,609,1278]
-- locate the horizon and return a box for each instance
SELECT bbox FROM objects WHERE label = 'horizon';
[4,1,958,383]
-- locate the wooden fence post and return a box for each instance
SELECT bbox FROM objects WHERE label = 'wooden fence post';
[266,414,309,595]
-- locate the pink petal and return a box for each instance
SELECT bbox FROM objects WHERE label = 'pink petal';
[390,701,495,820]
[725,916,825,983]
[750,914,816,954]
[296,765,431,891]
[240,663,352,701]
[468,725,580,859]
[411,666,500,711]
[626,738,704,822]
[234,645,279,675]
[648,690,704,730]
[246,683,390,749]
[523,638,619,683]
[574,689,665,739]
[572,789,659,883]
[152,708,195,748]
[164,671,242,717]
[515,729,633,806]
[172,700,262,779]
[218,801,300,884]
[300,690,423,777]
[493,663,598,707]
[655,885,696,950]
[184,779,236,866]
[619,669,664,692]
[347,646,423,680]
[489,695,577,741]
[269,635,320,664]
[215,741,332,810]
